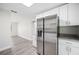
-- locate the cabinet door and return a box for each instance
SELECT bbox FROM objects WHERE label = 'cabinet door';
[68,4,79,25]
[59,43,68,55]
[59,39,72,55]
[70,46,79,55]
[59,40,68,55]
[59,4,69,26]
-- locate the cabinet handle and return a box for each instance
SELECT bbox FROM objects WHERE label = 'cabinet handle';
[66,42,72,45]
[66,21,70,25]
[69,47,71,54]
[68,21,70,24]
[66,46,71,55]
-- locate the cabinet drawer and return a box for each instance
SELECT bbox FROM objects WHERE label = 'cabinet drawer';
[70,46,79,55]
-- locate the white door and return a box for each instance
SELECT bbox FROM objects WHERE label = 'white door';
[11,22,18,36]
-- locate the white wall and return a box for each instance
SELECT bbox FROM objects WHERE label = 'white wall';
[0,8,13,49]
[32,19,37,47]
[0,8,33,49]
[10,12,33,40]
[18,15,33,40]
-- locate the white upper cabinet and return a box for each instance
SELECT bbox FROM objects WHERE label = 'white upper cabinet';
[36,3,79,26]
[59,4,69,26]
[68,3,79,25]
[59,3,79,26]
[36,8,59,18]
[44,8,58,16]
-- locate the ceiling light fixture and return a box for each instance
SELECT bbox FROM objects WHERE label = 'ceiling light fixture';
[23,3,34,7]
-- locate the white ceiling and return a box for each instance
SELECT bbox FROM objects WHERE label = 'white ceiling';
[0,3,64,18]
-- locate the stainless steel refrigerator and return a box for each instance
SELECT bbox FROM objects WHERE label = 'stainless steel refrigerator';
[37,14,59,55]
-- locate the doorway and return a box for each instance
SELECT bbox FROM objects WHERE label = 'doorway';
[11,22,18,36]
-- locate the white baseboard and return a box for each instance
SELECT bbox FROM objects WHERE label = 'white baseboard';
[0,46,12,52]
[18,35,32,41]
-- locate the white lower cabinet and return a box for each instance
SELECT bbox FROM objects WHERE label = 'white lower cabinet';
[59,39,71,55]
[70,46,79,55]
[59,39,79,55]
[59,43,68,55]
[59,4,69,26]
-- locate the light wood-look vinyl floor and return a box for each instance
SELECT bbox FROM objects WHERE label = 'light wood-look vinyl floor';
[12,36,37,55]
[0,36,37,55]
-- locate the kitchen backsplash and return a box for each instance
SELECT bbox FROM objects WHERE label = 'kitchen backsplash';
[77,26,79,36]
[59,26,79,35]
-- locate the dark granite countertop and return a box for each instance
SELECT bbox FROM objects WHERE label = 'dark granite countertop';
[58,34,79,40]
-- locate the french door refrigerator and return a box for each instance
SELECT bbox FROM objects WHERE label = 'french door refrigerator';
[37,14,59,55]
